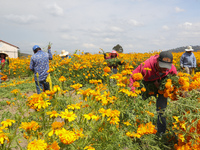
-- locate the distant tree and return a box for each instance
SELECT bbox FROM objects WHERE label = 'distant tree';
[113,44,123,53]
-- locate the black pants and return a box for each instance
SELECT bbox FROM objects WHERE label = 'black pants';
[142,81,167,134]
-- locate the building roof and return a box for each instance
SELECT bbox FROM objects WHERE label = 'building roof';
[0,40,19,49]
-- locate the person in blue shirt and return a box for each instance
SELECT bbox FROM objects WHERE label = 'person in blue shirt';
[180,46,196,75]
[30,45,53,94]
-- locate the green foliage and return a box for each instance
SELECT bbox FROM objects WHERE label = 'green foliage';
[113,44,123,53]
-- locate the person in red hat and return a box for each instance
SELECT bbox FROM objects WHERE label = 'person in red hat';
[104,50,122,74]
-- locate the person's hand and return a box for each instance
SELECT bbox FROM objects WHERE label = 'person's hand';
[154,80,160,88]
[48,45,51,50]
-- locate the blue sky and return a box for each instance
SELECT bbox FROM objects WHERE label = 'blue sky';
[0,0,200,55]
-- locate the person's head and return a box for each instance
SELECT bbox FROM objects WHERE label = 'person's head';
[32,45,41,54]
[0,52,8,59]
[110,50,118,58]
[59,50,69,59]
[157,51,173,73]
[185,46,193,53]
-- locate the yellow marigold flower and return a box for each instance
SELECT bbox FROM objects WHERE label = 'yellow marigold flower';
[20,121,40,132]
[60,109,77,122]
[84,145,95,150]
[70,83,83,90]
[103,66,111,73]
[46,110,59,118]
[27,139,47,150]
[132,73,143,81]
[144,67,151,71]
[56,128,77,145]
[1,119,15,128]
[10,89,20,95]
[53,85,61,92]
[123,121,132,126]
[83,113,94,120]
[0,132,9,144]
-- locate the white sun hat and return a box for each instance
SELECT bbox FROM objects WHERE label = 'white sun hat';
[185,46,194,51]
[59,50,69,57]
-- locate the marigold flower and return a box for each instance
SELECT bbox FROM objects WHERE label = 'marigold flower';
[1,119,15,128]
[20,121,40,132]
[132,73,143,81]
[0,132,9,144]
[27,139,47,150]
[47,141,60,150]
[59,76,66,82]
[103,66,111,73]
[46,110,59,118]
[60,109,77,122]
[56,128,77,145]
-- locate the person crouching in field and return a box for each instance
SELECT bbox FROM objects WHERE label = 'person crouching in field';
[180,46,196,75]
[104,50,123,74]
[30,45,53,94]
[129,51,177,136]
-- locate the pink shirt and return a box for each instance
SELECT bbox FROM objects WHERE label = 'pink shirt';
[129,54,177,91]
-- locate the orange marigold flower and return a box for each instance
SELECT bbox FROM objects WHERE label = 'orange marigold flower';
[132,73,143,80]
[103,66,111,73]
[59,76,66,82]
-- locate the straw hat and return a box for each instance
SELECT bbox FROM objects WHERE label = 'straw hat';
[185,46,194,51]
[0,51,8,57]
[59,50,69,57]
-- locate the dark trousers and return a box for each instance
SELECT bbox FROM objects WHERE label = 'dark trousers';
[35,80,49,94]
[156,94,167,133]
[142,81,167,134]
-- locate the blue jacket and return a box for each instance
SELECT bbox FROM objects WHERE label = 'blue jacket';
[30,49,52,81]
[180,52,196,68]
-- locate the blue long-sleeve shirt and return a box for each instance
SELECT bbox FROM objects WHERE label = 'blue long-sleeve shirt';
[30,49,52,81]
[180,52,196,68]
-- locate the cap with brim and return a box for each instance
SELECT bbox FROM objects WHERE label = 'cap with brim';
[158,61,172,69]
[0,51,8,57]
[158,51,173,69]
[59,50,69,57]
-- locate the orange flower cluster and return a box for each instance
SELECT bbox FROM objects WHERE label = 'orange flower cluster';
[59,76,66,82]
[126,122,157,138]
[161,79,179,100]
[173,117,200,149]
[27,93,51,111]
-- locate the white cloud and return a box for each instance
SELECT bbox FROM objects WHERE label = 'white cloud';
[110,26,123,32]
[82,43,96,48]
[61,34,78,40]
[104,38,117,43]
[4,14,37,24]
[162,25,170,30]
[128,19,143,26]
[175,7,185,12]
[46,3,64,16]
[179,22,193,29]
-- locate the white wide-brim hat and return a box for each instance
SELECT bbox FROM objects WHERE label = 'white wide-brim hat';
[59,50,69,56]
[0,51,8,57]
[185,46,194,51]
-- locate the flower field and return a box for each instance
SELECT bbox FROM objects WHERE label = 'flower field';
[0,51,200,150]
